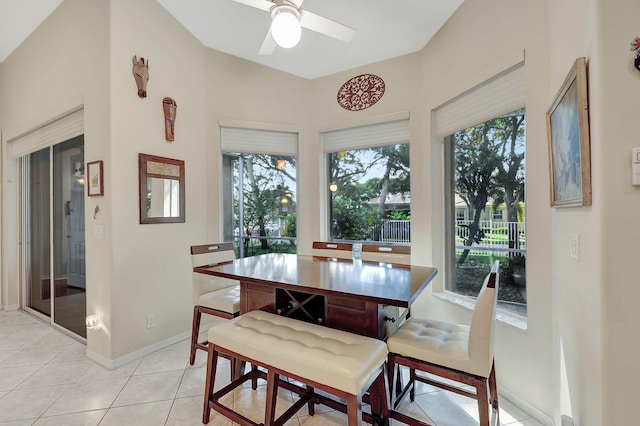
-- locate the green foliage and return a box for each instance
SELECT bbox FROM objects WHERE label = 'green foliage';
[283,212,297,237]
[328,144,410,241]
[501,255,526,285]
[331,194,380,240]
[389,210,410,220]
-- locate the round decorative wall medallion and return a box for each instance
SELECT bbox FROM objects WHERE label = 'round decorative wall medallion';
[337,74,385,111]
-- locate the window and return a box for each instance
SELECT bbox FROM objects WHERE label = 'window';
[435,59,527,316]
[445,110,526,315]
[321,118,411,243]
[220,126,297,257]
[328,145,410,242]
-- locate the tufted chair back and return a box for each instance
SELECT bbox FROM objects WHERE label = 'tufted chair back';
[311,241,354,260]
[360,243,411,266]
[190,242,237,305]
[468,260,500,377]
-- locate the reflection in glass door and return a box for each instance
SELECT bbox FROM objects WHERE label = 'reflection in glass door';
[23,136,86,338]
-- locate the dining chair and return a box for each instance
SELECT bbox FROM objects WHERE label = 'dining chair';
[386,260,500,426]
[189,242,240,365]
[311,241,354,260]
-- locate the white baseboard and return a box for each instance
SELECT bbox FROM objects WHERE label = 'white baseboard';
[1,304,19,311]
[86,330,192,369]
[501,386,554,426]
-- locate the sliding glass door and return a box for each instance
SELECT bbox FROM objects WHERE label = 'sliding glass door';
[23,136,86,338]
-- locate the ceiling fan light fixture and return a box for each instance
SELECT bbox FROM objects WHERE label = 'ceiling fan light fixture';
[270,5,301,49]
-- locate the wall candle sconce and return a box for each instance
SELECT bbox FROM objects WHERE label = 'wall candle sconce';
[74,162,84,177]
[86,314,101,330]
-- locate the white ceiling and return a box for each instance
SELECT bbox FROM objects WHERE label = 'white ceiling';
[0,0,465,80]
[0,0,64,62]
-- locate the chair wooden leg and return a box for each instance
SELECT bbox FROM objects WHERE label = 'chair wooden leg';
[202,343,219,424]
[489,361,499,411]
[409,367,416,402]
[488,361,499,425]
[251,365,259,390]
[190,306,202,365]
[476,379,490,426]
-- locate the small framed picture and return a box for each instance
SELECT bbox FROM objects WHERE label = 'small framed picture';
[87,160,104,197]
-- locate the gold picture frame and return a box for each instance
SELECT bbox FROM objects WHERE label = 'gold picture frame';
[546,57,592,207]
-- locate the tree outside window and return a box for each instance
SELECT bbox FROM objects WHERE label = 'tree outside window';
[328,144,410,243]
[223,153,297,257]
[446,109,527,315]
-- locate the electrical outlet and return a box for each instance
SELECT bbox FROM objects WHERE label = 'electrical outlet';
[147,314,155,328]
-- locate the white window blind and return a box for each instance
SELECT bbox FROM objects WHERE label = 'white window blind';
[220,126,298,156]
[321,118,410,153]
[8,108,84,159]
[433,63,525,138]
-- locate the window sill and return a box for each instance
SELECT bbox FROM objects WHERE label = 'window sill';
[432,291,528,331]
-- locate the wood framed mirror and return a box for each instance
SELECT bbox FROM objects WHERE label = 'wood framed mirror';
[139,153,185,224]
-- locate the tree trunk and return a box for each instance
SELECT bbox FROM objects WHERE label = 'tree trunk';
[378,162,391,217]
[244,158,270,251]
[505,191,520,253]
[457,194,486,266]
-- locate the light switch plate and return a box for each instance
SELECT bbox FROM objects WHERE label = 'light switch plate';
[633,148,640,186]
[570,234,580,261]
[94,224,105,239]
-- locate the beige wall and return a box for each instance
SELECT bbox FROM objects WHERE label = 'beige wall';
[548,0,602,424]
[597,0,640,423]
[107,0,207,360]
[3,0,640,424]
[0,0,112,364]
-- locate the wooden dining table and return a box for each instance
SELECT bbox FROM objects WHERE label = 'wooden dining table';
[194,252,438,340]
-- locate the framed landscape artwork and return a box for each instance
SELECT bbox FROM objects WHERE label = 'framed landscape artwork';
[546,57,592,207]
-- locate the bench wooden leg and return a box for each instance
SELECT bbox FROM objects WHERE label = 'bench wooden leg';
[189,306,202,365]
[265,369,280,425]
[369,368,390,425]
[387,356,397,408]
[346,393,363,426]
[307,386,315,416]
[202,343,219,424]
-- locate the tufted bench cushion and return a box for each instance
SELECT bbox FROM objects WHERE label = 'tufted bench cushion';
[208,309,387,395]
[198,285,240,315]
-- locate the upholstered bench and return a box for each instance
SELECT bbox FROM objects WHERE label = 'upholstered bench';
[202,310,389,426]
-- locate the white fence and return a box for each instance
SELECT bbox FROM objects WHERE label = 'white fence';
[455,220,526,255]
[370,219,526,255]
[368,220,411,243]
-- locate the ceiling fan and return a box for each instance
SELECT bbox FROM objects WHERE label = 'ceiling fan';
[232,0,356,55]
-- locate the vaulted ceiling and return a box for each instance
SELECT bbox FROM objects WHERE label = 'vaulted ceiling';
[0,0,464,79]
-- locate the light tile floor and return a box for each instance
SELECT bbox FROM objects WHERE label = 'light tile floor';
[0,309,543,425]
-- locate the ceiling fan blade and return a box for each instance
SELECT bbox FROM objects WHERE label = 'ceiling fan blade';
[289,0,305,8]
[231,0,273,13]
[300,10,356,42]
[259,29,278,55]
